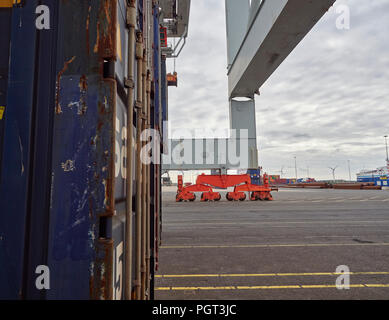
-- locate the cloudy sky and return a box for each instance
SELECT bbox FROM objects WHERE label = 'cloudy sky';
[166,0,389,180]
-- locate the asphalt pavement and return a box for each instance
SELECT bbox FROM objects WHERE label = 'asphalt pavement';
[155,187,389,300]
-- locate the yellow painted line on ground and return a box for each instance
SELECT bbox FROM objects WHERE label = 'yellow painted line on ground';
[365,284,389,288]
[277,272,333,276]
[158,274,226,278]
[300,284,366,289]
[155,272,389,278]
[170,286,236,291]
[160,242,389,249]
[156,273,276,278]
[238,285,301,290]
[156,284,389,291]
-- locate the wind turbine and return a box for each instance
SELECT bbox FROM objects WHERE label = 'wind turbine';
[328,166,338,182]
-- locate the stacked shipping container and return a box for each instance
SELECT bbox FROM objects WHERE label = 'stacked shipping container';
[0,0,166,300]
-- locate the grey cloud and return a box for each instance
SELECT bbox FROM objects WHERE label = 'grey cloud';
[167,0,389,179]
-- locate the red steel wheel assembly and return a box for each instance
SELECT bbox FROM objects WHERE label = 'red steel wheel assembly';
[250,191,264,201]
[264,192,273,201]
[176,191,196,202]
[201,192,221,201]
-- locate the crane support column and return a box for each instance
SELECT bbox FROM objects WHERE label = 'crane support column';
[229,99,258,169]
[225,0,258,171]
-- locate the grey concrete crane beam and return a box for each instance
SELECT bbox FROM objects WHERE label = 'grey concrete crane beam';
[227,0,336,98]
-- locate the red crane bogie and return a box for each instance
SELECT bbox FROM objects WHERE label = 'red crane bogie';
[175,173,274,202]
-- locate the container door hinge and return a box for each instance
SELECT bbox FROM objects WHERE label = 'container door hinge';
[124,78,134,89]
[126,4,136,29]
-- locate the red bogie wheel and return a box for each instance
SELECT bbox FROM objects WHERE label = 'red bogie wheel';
[226,193,233,201]
[239,193,246,201]
[264,193,273,201]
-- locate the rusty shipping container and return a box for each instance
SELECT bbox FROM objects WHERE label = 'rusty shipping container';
[0,0,166,300]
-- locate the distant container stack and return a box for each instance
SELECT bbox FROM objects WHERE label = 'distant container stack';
[269,177,315,186]
[357,161,389,189]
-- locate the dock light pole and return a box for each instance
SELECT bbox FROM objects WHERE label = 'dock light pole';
[294,156,298,181]
[347,160,351,181]
[385,135,388,162]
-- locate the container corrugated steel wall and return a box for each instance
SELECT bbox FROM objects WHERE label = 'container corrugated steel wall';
[0,6,12,174]
[0,0,44,299]
[0,0,163,300]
